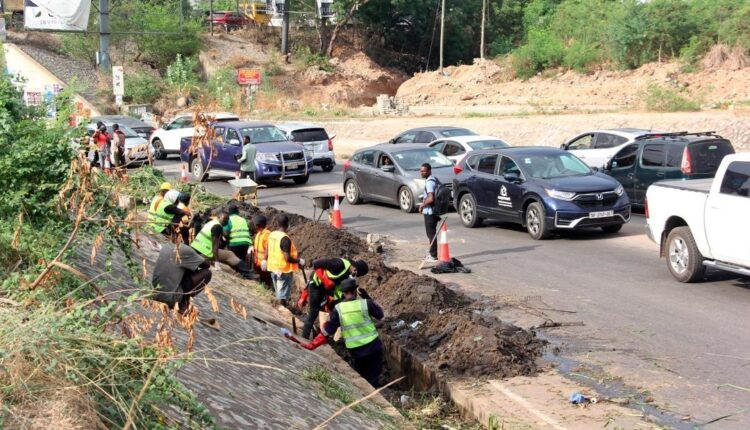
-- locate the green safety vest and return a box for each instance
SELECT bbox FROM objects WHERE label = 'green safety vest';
[191,219,219,258]
[148,195,172,233]
[336,298,378,349]
[314,259,351,301]
[227,214,252,246]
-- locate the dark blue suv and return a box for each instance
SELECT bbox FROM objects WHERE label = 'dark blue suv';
[452,147,631,240]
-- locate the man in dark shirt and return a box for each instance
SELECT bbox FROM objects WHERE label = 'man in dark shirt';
[161,190,191,244]
[152,242,212,313]
[299,278,384,387]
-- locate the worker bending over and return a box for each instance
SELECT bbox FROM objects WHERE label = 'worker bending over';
[191,210,255,279]
[299,257,369,339]
[152,242,212,313]
[148,185,191,244]
[264,214,304,306]
[301,278,384,387]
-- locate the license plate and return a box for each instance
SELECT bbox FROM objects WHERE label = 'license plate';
[285,162,301,169]
[589,210,614,218]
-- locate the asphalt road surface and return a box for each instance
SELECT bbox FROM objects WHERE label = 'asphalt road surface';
[157,159,750,428]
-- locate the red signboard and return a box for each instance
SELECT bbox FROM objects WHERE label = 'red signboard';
[237,68,262,85]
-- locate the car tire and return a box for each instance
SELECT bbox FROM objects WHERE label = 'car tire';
[152,139,167,160]
[525,201,551,240]
[293,174,310,185]
[398,186,416,213]
[458,193,482,228]
[666,226,705,283]
[345,179,362,204]
[601,224,623,234]
[190,157,207,182]
[322,163,335,172]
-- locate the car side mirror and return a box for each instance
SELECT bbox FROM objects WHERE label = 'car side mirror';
[560,143,567,149]
[388,138,395,144]
[504,172,521,183]
[228,139,240,146]
[591,166,600,172]
[381,165,396,173]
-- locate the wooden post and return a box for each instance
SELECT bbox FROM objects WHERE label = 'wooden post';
[439,0,445,72]
[480,0,486,60]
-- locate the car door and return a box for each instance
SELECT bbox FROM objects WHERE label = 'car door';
[589,133,628,168]
[351,149,379,198]
[606,143,639,202]
[164,116,193,151]
[492,156,525,220]
[634,143,666,205]
[203,126,227,170]
[217,127,241,171]
[472,153,500,212]
[370,152,401,201]
[705,161,750,266]
[564,133,595,164]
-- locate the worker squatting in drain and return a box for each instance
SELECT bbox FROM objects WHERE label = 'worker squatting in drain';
[147,182,191,244]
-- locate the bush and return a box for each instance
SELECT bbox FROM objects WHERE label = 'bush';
[563,41,601,72]
[166,54,200,94]
[295,46,335,73]
[512,29,564,78]
[124,71,163,104]
[641,83,701,112]
[207,66,240,110]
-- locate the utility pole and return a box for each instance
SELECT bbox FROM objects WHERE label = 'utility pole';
[439,0,445,72]
[99,0,111,71]
[210,0,214,36]
[281,0,290,60]
[480,0,486,60]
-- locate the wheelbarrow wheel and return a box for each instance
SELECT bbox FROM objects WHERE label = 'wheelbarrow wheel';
[293,174,309,185]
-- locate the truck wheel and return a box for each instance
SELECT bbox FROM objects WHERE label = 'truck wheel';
[293,174,309,185]
[322,163,334,172]
[601,224,622,234]
[190,158,208,182]
[152,139,167,160]
[398,187,415,213]
[525,202,551,240]
[458,193,482,228]
[666,226,705,283]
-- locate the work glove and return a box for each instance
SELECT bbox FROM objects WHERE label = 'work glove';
[260,260,267,271]
[357,288,371,300]
[314,268,335,289]
[297,288,309,309]
[301,333,328,351]
[298,258,306,267]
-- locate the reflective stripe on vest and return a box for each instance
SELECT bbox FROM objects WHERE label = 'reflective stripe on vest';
[191,219,219,258]
[148,196,172,233]
[267,231,298,273]
[313,259,352,286]
[227,214,252,246]
[336,299,378,349]
[253,229,270,265]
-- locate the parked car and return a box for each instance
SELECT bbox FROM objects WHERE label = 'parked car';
[561,128,666,169]
[645,153,750,282]
[85,121,153,166]
[427,135,509,163]
[603,131,735,207]
[151,112,239,160]
[276,123,336,172]
[180,121,313,184]
[207,11,247,31]
[343,144,455,213]
[90,115,155,140]
[386,127,477,144]
[452,147,630,240]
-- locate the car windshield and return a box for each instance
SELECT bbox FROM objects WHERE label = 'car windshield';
[239,126,288,143]
[520,153,592,179]
[440,128,477,137]
[468,139,508,150]
[290,128,328,142]
[117,125,139,138]
[392,149,453,171]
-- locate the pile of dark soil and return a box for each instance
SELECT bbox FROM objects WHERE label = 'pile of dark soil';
[205,200,545,378]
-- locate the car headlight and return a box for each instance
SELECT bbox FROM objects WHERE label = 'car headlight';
[614,184,624,196]
[545,189,576,201]
[256,153,278,163]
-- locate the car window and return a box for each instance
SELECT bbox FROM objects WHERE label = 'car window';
[665,145,683,168]
[429,141,445,152]
[476,154,498,174]
[415,131,435,143]
[356,150,376,166]
[226,128,241,145]
[394,132,416,144]
[689,139,735,175]
[611,144,639,169]
[238,126,288,143]
[641,144,666,167]
[213,126,226,143]
[467,139,509,150]
[594,133,621,149]
[567,134,594,150]
[498,156,521,177]
[392,149,452,170]
[443,142,464,157]
[378,154,394,167]
[720,161,750,197]
[290,128,328,142]
[521,153,591,179]
[440,128,476,137]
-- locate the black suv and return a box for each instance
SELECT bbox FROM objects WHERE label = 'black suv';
[603,131,735,206]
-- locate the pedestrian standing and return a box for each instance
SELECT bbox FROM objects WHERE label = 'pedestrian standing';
[300,278,384,387]
[92,123,112,170]
[264,214,304,306]
[252,215,272,288]
[418,163,440,262]
[152,241,212,314]
[225,203,253,261]
[112,124,126,170]
[237,135,257,181]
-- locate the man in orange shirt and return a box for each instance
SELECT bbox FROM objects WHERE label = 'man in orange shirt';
[252,214,272,288]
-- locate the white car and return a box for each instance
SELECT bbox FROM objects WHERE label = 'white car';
[276,122,336,172]
[427,135,509,163]
[150,112,239,160]
[562,128,666,169]
[85,122,153,166]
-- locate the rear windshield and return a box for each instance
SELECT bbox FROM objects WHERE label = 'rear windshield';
[290,128,328,142]
[215,117,240,123]
[468,139,509,150]
[440,128,477,137]
[689,139,735,174]
[393,149,453,171]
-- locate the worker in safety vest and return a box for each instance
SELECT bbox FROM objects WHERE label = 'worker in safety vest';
[298,258,369,340]
[300,278,384,387]
[252,214,272,288]
[148,183,174,233]
[190,210,255,279]
[264,214,304,306]
[225,204,253,261]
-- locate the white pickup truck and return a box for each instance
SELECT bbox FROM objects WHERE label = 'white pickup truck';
[646,153,750,282]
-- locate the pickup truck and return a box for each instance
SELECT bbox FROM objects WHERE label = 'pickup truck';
[180,120,313,184]
[646,153,750,282]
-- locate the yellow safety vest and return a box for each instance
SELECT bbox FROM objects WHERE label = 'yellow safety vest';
[336,299,379,349]
[191,219,219,258]
[313,259,352,301]
[267,231,298,273]
[227,214,252,246]
[148,195,172,233]
[254,228,270,266]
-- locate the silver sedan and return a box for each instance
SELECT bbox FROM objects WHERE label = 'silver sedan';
[342,144,455,213]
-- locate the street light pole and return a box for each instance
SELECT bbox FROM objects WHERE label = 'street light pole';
[480,0,486,60]
[281,0,290,59]
[99,0,111,71]
[439,0,445,72]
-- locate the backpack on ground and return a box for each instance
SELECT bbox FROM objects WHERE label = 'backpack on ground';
[429,177,452,216]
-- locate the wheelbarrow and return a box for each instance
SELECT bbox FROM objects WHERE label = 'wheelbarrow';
[228,178,265,206]
[303,195,339,222]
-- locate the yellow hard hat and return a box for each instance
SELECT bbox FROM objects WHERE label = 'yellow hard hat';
[159,182,172,191]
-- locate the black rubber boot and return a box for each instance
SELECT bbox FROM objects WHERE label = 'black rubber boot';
[234,261,257,280]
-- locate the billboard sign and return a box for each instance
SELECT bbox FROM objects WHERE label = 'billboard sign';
[24,0,91,31]
[237,68,262,85]
[112,66,124,96]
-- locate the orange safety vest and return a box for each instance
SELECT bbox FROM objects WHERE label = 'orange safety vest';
[254,228,270,266]
[266,230,298,273]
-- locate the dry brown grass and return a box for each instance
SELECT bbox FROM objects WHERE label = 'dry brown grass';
[726,46,750,70]
[702,44,750,70]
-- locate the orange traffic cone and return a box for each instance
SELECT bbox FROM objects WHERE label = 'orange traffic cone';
[331,194,343,229]
[180,164,189,183]
[437,222,451,263]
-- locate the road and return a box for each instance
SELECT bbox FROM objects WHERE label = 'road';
[157,158,750,428]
